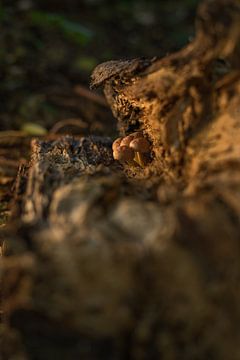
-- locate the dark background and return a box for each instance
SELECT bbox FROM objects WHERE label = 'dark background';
[1,0,200,132]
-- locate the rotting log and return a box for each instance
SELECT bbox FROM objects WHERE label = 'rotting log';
[2,0,240,359]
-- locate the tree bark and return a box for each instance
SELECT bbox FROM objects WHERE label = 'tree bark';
[2,0,240,359]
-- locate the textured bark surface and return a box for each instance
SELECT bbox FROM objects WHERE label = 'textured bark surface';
[2,0,240,359]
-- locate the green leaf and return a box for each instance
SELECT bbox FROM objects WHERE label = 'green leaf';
[30,11,93,45]
[74,56,98,72]
[21,122,47,135]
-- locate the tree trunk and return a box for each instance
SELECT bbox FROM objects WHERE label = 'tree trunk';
[2,0,240,359]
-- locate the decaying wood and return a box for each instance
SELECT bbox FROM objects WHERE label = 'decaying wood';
[2,0,240,359]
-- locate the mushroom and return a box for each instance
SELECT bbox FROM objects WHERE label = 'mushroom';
[120,131,143,146]
[113,145,135,162]
[112,137,122,152]
[112,132,151,167]
[120,134,135,147]
[129,137,151,167]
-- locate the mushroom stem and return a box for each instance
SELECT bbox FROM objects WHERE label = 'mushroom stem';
[134,151,145,167]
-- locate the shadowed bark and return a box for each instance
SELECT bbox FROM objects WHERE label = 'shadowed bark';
[2,0,240,359]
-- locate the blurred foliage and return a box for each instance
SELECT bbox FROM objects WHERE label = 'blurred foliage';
[30,11,92,45]
[73,56,98,72]
[21,122,47,135]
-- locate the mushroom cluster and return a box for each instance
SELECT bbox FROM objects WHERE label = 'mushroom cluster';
[112,131,151,167]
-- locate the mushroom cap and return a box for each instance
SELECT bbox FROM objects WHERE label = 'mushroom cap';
[113,145,134,161]
[112,137,122,152]
[129,137,150,153]
[120,131,143,146]
[120,134,135,147]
